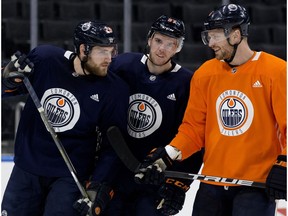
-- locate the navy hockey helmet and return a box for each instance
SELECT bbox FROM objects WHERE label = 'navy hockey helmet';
[147,15,185,52]
[203,4,250,37]
[74,21,117,55]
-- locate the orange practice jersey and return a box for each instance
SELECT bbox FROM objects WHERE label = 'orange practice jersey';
[170,51,287,186]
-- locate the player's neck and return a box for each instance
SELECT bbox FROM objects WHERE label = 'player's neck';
[73,56,86,75]
[229,43,254,66]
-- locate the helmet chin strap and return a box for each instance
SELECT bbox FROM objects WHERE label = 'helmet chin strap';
[224,37,243,64]
[81,61,88,76]
[80,56,89,75]
[80,45,90,75]
[144,45,173,67]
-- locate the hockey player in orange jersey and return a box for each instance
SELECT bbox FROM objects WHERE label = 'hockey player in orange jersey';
[135,4,286,216]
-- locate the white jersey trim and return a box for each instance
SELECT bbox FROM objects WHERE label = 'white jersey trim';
[141,55,148,64]
[64,50,74,60]
[252,51,261,61]
[171,63,181,72]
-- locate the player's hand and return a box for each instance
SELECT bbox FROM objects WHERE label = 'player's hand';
[2,51,34,89]
[157,178,191,215]
[134,147,173,185]
[73,181,114,216]
[266,155,287,200]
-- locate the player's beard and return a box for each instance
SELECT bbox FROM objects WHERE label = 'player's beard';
[214,46,233,61]
[84,61,109,77]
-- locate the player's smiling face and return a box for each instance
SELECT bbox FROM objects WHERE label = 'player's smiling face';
[148,33,178,65]
[84,46,115,76]
[205,28,238,61]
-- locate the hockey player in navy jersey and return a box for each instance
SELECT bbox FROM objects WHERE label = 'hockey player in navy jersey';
[1,21,129,216]
[103,15,204,215]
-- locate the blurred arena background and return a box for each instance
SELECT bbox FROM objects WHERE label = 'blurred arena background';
[1,1,287,214]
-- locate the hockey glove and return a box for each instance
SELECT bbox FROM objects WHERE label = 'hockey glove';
[2,51,34,89]
[134,147,174,185]
[73,181,114,216]
[157,178,191,216]
[266,155,287,200]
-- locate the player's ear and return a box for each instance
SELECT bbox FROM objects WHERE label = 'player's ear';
[147,38,152,47]
[79,44,85,55]
[79,44,88,61]
[231,29,241,44]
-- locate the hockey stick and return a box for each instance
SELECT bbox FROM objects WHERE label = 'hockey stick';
[23,77,89,198]
[107,126,266,188]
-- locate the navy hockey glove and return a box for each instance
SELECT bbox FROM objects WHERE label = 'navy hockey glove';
[157,178,191,215]
[134,147,174,185]
[266,155,287,200]
[73,182,114,216]
[2,51,34,89]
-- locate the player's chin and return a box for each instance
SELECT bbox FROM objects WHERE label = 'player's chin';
[98,71,108,77]
[92,68,108,77]
[155,58,168,65]
[101,69,109,76]
[99,65,108,72]
[214,53,223,60]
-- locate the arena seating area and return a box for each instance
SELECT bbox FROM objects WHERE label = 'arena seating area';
[1,0,287,150]
[2,0,286,65]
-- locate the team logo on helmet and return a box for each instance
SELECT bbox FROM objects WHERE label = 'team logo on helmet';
[103,26,113,34]
[41,88,80,132]
[216,90,254,136]
[228,4,238,11]
[81,22,92,31]
[168,17,177,24]
[128,93,162,138]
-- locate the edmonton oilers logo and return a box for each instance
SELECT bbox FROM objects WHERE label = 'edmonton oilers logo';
[221,98,245,127]
[41,88,80,132]
[216,90,254,136]
[128,93,162,138]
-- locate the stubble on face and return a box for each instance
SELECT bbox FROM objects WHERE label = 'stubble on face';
[213,43,233,61]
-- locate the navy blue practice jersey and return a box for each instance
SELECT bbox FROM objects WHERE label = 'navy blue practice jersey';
[110,53,193,160]
[3,45,130,182]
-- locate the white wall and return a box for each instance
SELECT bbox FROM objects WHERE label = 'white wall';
[1,162,14,200]
[1,162,286,216]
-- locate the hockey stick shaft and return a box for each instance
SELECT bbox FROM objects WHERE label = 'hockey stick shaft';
[107,126,266,188]
[164,170,266,188]
[23,77,89,198]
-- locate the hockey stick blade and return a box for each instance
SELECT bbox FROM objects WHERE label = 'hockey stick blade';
[107,126,141,173]
[107,126,266,188]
